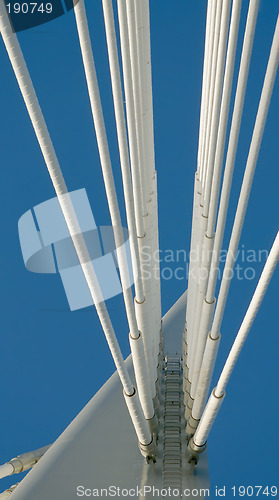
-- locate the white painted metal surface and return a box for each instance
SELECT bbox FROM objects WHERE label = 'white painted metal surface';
[9,295,209,500]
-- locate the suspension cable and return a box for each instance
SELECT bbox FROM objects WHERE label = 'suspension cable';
[0,0,153,452]
[186,0,242,426]
[191,231,279,449]
[101,0,156,422]
[189,6,279,435]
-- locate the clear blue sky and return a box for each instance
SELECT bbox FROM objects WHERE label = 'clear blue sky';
[0,0,278,496]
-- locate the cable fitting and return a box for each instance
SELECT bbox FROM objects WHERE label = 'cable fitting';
[138,437,157,463]
[187,437,207,465]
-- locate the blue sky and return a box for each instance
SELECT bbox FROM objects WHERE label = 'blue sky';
[0,0,279,496]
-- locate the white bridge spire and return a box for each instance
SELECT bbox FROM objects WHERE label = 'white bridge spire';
[0,0,278,497]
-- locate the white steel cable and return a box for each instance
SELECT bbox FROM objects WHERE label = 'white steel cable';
[193,231,279,447]
[184,202,206,418]
[187,0,259,426]
[0,465,13,480]
[206,0,242,239]
[189,0,232,400]
[141,0,162,351]
[215,233,279,397]
[142,0,156,187]
[190,257,215,398]
[184,0,213,347]
[200,0,223,204]
[202,0,231,218]
[184,169,207,407]
[134,0,155,285]
[74,0,137,338]
[134,0,148,193]
[189,0,242,405]
[0,0,153,448]
[197,0,214,179]
[126,0,148,214]
[187,2,242,422]
[101,0,155,418]
[0,3,131,392]
[187,211,208,385]
[184,0,214,368]
[186,1,223,389]
[210,10,279,341]
[201,0,222,190]
[140,220,157,374]
[185,0,257,416]
[200,0,218,185]
[101,0,144,305]
[183,176,201,373]
[184,0,214,361]
[206,0,260,304]
[190,0,219,322]
[117,0,145,239]
[189,332,220,429]
[117,0,157,395]
[0,446,51,479]
[134,0,160,356]
[74,0,155,421]
[151,175,162,339]
[189,1,272,427]
[125,0,159,371]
